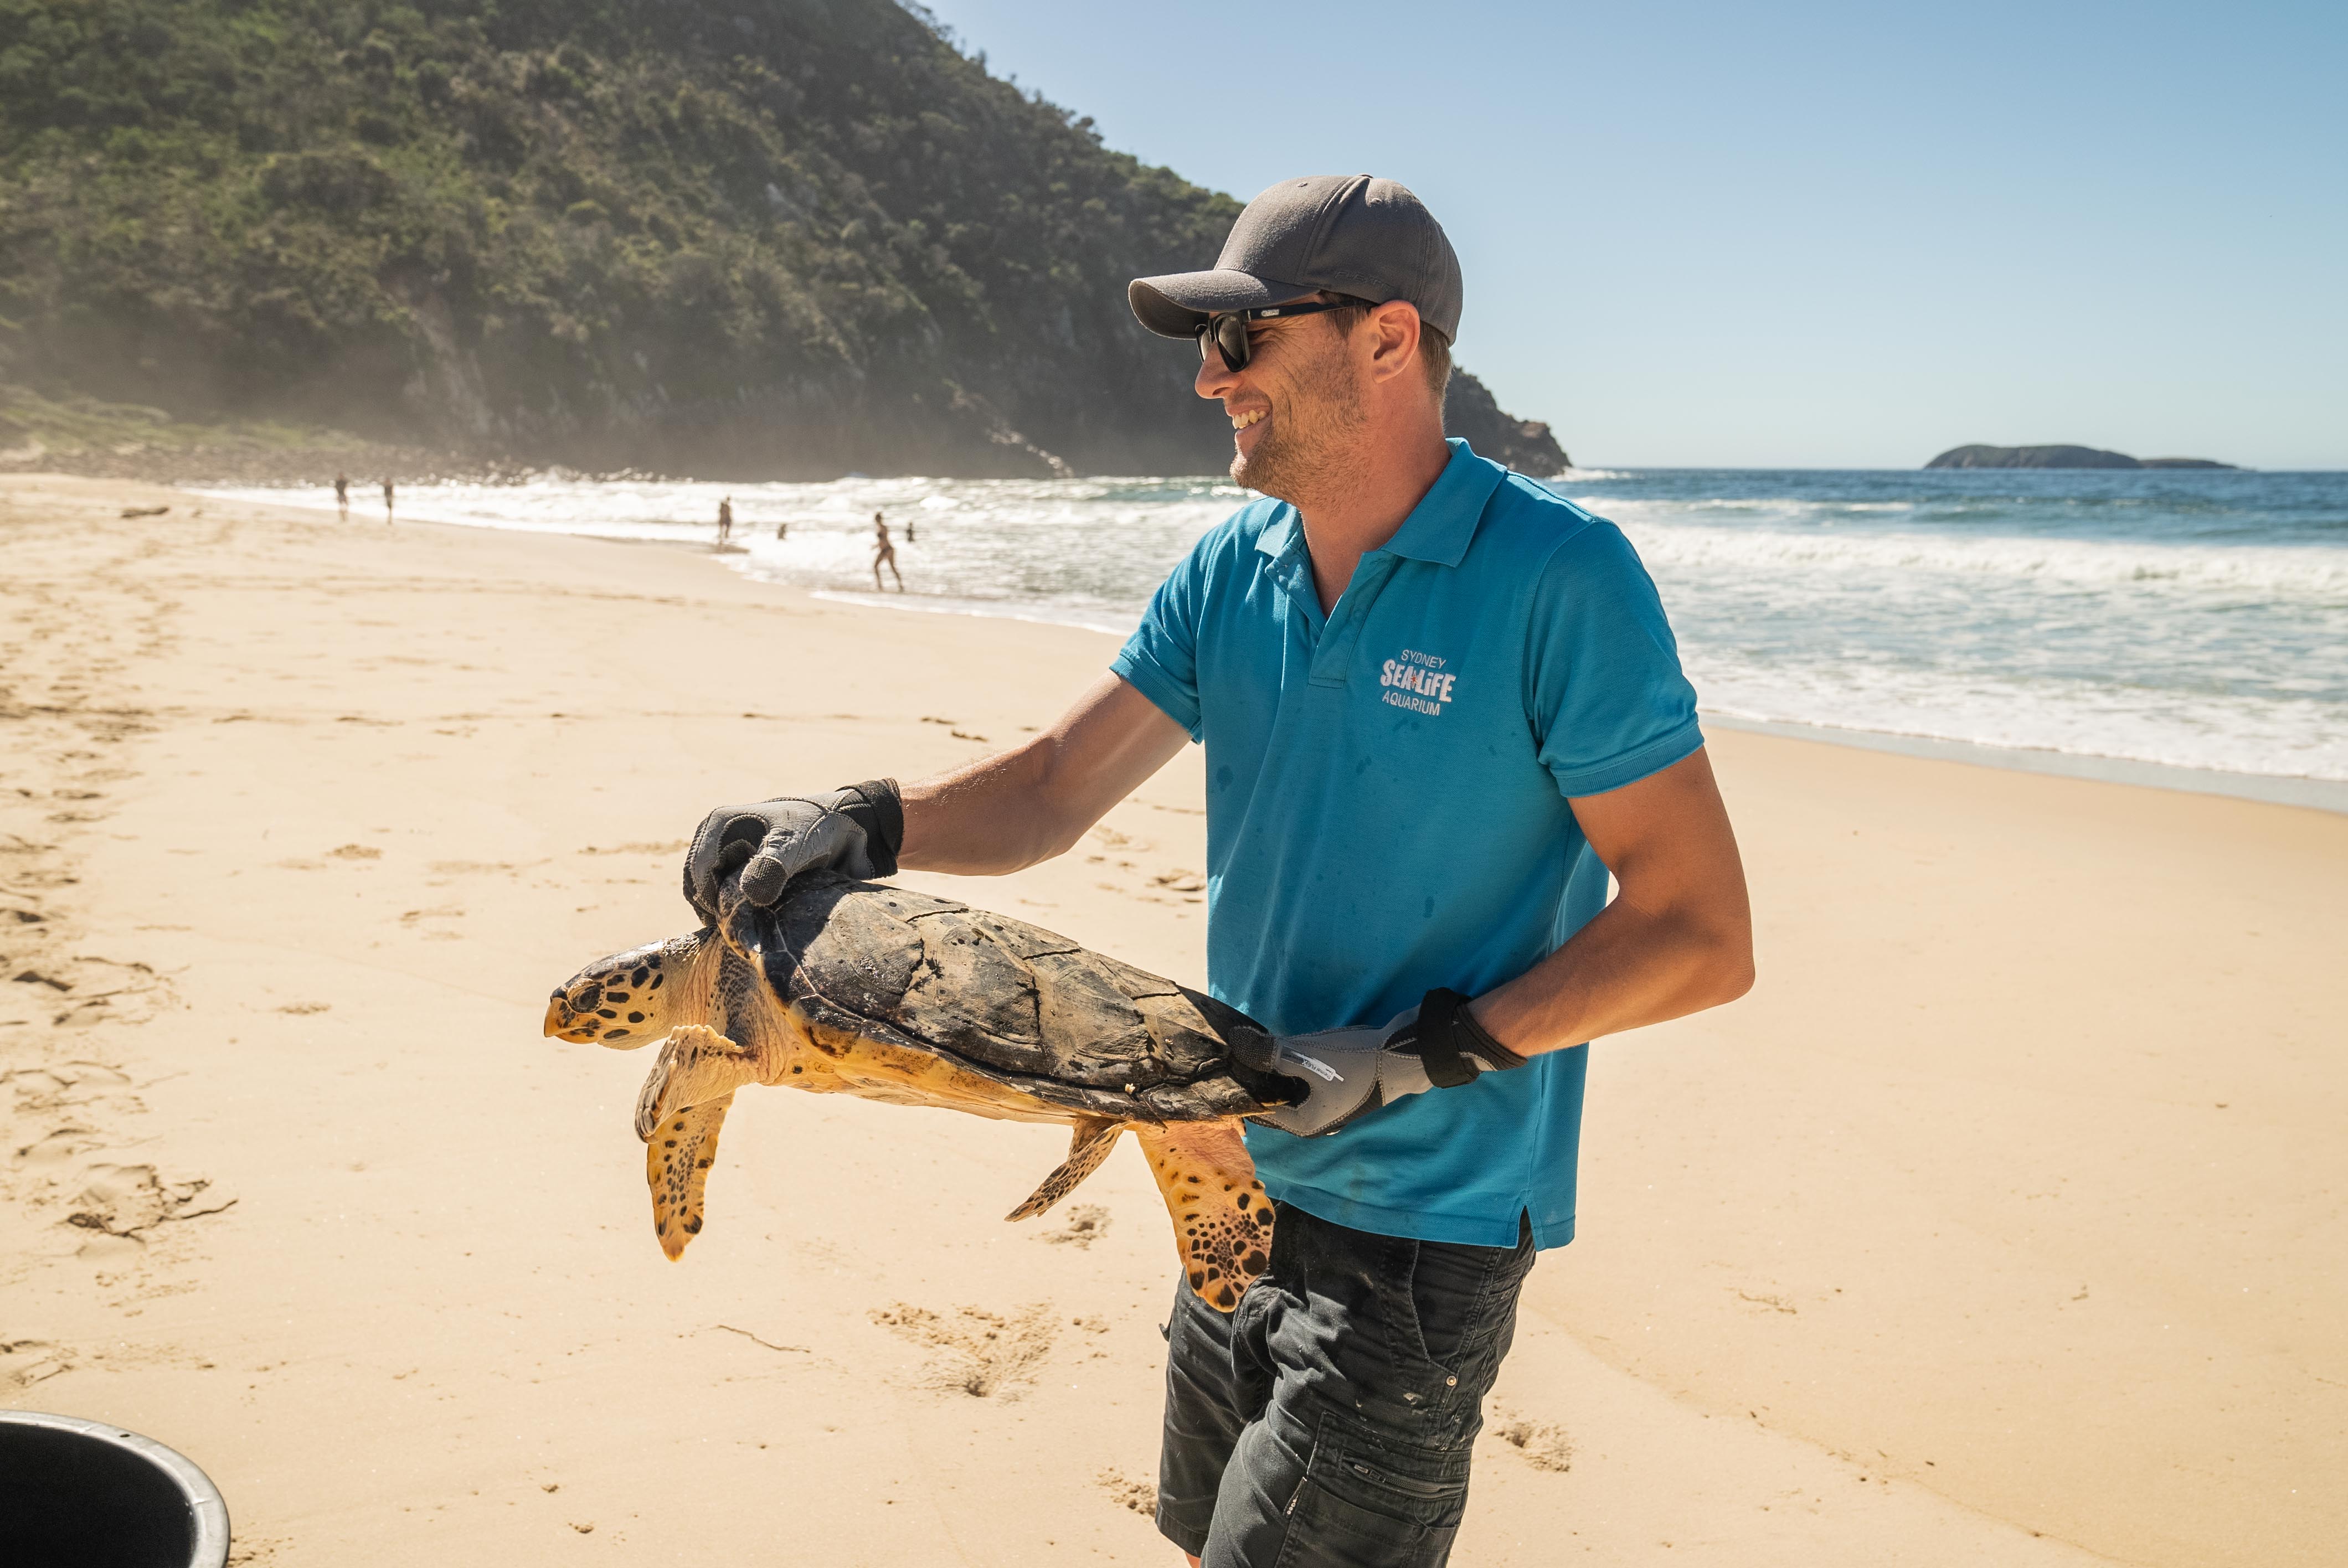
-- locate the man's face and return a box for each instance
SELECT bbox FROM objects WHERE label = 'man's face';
[1194,309,1367,501]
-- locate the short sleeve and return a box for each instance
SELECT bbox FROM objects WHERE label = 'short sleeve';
[1111,534,1211,741]
[1526,520,1703,796]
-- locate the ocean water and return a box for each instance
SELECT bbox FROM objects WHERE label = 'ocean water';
[209,467,2348,786]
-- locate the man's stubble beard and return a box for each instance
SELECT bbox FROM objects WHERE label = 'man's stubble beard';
[1229,339,1368,507]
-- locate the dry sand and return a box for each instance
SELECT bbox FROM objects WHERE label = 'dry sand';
[1,473,2340,1566]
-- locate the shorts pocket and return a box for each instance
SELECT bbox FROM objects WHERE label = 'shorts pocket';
[1272,1411,1469,1567]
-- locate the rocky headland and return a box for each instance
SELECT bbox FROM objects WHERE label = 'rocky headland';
[1,0,1567,481]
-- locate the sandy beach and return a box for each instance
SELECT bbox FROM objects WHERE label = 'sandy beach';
[2,473,2340,1566]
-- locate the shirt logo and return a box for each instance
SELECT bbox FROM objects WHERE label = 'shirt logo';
[1379,648,1458,716]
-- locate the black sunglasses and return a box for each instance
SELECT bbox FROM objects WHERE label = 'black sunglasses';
[1196,297,1372,372]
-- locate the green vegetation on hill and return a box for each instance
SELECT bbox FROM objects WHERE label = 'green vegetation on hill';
[0,0,1566,477]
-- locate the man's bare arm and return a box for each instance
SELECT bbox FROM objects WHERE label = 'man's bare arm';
[899,674,1191,876]
[1470,747,1754,1055]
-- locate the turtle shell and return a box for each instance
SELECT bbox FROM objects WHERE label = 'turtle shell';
[739,874,1293,1124]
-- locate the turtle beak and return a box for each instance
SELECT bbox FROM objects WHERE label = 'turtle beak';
[544,991,603,1043]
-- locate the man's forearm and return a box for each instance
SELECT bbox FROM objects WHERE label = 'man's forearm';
[898,674,1190,878]
[1465,749,1754,1056]
[1469,892,1754,1057]
[898,738,1083,875]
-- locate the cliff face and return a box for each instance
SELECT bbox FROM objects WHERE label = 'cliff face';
[1443,372,1569,476]
[0,0,1564,478]
[1927,445,2237,471]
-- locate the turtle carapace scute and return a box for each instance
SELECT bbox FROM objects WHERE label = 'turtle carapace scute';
[545,874,1298,1311]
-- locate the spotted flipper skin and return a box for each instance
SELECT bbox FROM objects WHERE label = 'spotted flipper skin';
[1134,1122,1275,1312]
[633,1024,764,1141]
[1006,1117,1122,1221]
[551,875,1298,1288]
[647,1093,733,1260]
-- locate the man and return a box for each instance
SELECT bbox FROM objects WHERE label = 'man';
[334,471,349,522]
[381,476,394,524]
[682,175,1752,1567]
[718,494,734,545]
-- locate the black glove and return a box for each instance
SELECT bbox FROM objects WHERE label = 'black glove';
[682,779,904,921]
[1239,988,1528,1138]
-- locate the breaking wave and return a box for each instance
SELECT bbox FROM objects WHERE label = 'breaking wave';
[202,465,2348,786]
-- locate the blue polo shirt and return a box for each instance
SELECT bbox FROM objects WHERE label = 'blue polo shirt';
[1110,439,1701,1250]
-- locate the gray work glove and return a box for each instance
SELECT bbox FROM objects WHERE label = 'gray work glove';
[682,779,904,921]
[1239,989,1528,1138]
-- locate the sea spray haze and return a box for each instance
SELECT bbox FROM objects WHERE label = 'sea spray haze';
[206,465,2348,786]
[0,0,1562,478]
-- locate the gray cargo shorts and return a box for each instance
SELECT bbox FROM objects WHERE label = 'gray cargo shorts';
[1157,1200,1538,1568]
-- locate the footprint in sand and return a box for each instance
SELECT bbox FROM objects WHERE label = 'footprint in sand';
[1095,1467,1157,1516]
[869,1302,1058,1400]
[14,1124,105,1165]
[0,1337,74,1390]
[398,906,466,941]
[4,1061,131,1113]
[1036,1203,1112,1249]
[65,1162,236,1256]
[1484,1402,1573,1472]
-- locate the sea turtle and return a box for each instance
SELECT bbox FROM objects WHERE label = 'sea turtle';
[543,873,1298,1309]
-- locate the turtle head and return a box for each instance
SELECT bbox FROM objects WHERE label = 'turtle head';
[544,931,707,1049]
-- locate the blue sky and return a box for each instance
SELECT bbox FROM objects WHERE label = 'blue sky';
[915,1,2346,468]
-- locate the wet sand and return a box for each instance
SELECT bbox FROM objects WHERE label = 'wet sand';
[1,473,2339,1566]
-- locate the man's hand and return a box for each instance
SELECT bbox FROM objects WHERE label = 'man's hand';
[1240,989,1526,1137]
[681,780,903,921]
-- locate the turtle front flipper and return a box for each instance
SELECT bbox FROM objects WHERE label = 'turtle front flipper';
[645,1094,733,1261]
[632,1024,763,1141]
[1133,1123,1274,1313]
[1005,1117,1122,1221]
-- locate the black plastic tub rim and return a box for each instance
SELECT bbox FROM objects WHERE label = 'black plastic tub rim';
[0,1408,230,1568]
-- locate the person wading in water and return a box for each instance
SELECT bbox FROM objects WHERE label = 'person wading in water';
[380,476,394,524]
[334,472,349,522]
[677,176,1752,1568]
[718,496,733,545]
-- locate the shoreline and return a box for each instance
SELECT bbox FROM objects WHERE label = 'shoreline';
[206,486,2348,812]
[813,584,2348,816]
[6,473,2338,1566]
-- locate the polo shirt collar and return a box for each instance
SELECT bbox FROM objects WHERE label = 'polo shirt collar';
[1249,438,1505,570]
[1381,439,1507,567]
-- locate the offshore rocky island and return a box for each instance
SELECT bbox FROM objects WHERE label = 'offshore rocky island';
[1927,444,2237,470]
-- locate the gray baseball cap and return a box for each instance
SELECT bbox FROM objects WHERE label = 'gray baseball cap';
[1129,174,1463,344]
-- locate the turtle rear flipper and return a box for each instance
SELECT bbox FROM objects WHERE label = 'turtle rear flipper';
[646,1094,733,1261]
[1134,1123,1275,1312]
[1005,1117,1121,1221]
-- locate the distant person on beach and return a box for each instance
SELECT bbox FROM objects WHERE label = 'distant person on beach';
[775,520,787,541]
[679,176,1750,1568]
[381,477,394,524]
[905,517,916,544]
[334,472,349,522]
[718,496,733,545]
[871,511,902,591]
